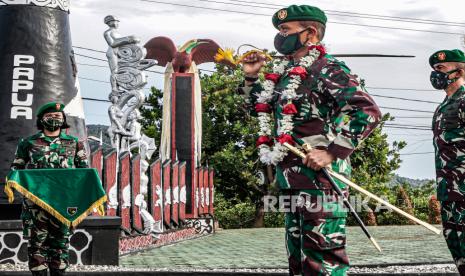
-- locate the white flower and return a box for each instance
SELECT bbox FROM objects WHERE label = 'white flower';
[258,114,272,136]
[273,60,289,74]
[280,115,294,133]
[257,80,275,104]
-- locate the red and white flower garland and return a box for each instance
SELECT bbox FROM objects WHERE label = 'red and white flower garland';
[255,45,326,165]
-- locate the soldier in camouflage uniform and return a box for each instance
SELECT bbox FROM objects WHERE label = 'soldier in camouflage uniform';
[10,102,88,276]
[238,5,381,276]
[430,49,465,275]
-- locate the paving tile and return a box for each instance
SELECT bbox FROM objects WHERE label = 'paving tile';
[120,225,452,269]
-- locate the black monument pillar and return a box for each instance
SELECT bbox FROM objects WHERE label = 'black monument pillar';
[0,1,87,216]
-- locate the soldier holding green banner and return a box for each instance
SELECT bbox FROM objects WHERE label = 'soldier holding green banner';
[5,102,106,276]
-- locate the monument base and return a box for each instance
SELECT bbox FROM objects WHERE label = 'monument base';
[120,227,199,255]
[0,217,121,265]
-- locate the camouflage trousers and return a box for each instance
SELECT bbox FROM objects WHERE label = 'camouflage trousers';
[284,189,349,276]
[22,199,70,271]
[441,201,465,275]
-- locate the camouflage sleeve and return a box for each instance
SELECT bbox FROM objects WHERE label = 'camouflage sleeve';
[237,80,261,116]
[320,62,382,160]
[458,100,465,123]
[10,138,29,170]
[74,141,89,168]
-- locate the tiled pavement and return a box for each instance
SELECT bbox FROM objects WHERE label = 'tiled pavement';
[120,225,452,269]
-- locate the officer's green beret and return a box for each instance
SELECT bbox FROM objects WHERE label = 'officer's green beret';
[429,49,465,68]
[272,5,327,29]
[36,102,65,118]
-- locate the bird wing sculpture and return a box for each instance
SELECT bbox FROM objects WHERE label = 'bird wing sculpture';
[144,36,177,67]
[188,39,236,68]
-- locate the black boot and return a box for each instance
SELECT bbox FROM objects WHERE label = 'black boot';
[31,269,47,276]
[50,269,65,276]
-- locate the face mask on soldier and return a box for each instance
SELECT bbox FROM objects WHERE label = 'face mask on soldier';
[41,116,64,131]
[274,27,310,55]
[430,69,460,90]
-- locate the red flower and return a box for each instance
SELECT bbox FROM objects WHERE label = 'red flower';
[277,134,295,145]
[288,66,308,80]
[255,103,272,113]
[256,136,273,147]
[282,102,298,115]
[265,73,280,84]
[308,44,326,58]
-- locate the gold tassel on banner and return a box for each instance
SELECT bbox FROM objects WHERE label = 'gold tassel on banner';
[4,177,15,204]
[6,180,72,227]
[5,179,108,228]
[97,202,106,216]
[71,195,108,228]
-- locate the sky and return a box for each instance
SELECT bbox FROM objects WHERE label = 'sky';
[68,0,465,180]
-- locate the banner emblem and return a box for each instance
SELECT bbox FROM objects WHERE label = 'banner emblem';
[67,207,78,216]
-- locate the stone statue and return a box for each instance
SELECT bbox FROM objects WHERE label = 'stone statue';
[104,15,156,151]
[104,15,158,234]
[104,15,140,93]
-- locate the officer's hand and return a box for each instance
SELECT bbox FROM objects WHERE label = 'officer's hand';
[242,52,266,77]
[303,149,335,171]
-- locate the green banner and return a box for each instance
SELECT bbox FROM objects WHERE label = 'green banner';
[5,168,107,227]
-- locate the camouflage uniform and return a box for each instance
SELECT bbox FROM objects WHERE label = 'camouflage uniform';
[433,85,465,274]
[11,131,88,272]
[239,54,381,275]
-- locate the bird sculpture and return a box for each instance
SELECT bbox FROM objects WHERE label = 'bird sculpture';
[144,37,233,72]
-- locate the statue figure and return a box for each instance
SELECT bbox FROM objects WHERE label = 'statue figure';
[120,109,141,150]
[104,14,156,152]
[104,15,140,93]
[107,92,125,147]
[104,15,157,234]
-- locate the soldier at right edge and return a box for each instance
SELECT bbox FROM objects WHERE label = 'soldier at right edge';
[430,49,465,275]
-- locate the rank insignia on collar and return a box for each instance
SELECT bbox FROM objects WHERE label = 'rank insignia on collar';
[278,9,287,20]
[438,52,446,61]
[67,207,77,216]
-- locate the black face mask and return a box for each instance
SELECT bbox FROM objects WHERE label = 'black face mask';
[274,28,310,55]
[430,69,459,90]
[41,117,64,131]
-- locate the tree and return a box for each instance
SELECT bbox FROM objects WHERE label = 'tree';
[350,113,406,195]
[346,113,407,225]
[139,86,164,159]
[200,64,271,227]
[429,194,441,224]
[395,184,415,225]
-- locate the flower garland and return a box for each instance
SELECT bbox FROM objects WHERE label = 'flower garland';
[255,45,326,165]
